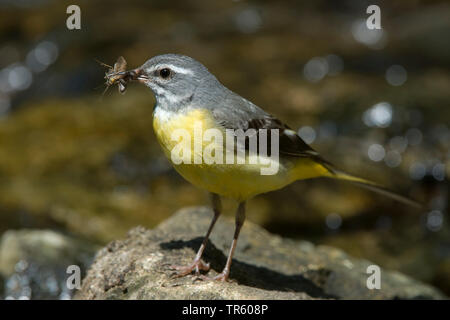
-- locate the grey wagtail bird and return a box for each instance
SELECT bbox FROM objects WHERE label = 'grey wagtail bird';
[111,54,421,282]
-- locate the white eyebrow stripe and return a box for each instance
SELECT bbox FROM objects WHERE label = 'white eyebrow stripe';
[146,64,194,75]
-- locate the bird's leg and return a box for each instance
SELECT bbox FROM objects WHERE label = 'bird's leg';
[207,201,246,282]
[170,193,221,277]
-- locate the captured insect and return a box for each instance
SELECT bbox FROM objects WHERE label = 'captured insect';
[96,56,130,95]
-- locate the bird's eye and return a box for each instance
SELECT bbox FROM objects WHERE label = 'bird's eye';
[159,68,172,79]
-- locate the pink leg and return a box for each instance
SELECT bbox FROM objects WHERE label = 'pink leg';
[202,201,246,282]
[170,194,221,277]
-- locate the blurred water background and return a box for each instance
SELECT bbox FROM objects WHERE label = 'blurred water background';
[0,0,448,299]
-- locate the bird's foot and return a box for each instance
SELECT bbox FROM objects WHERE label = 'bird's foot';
[169,259,210,277]
[198,270,230,282]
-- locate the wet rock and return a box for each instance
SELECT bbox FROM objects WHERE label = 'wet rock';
[76,207,445,300]
[0,229,98,299]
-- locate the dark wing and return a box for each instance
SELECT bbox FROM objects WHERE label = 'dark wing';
[210,96,335,172]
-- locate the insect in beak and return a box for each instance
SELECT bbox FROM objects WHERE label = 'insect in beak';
[98,57,149,96]
[97,56,129,95]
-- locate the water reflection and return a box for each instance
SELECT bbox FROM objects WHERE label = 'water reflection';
[233,7,262,34]
[351,18,386,49]
[26,41,59,73]
[386,65,407,86]
[432,163,446,181]
[326,213,342,230]
[389,136,408,153]
[298,126,316,144]
[406,128,423,146]
[410,162,427,180]
[384,150,402,168]
[363,102,393,128]
[303,57,328,83]
[368,143,386,162]
[426,210,444,232]
[303,54,344,83]
[0,40,59,117]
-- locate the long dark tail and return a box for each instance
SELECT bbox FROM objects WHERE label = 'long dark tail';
[328,169,423,209]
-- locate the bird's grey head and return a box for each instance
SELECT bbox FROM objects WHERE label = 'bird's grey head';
[131,54,219,110]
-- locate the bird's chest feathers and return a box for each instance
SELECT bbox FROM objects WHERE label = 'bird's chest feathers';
[152,107,219,159]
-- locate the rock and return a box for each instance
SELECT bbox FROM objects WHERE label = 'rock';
[0,229,98,299]
[76,207,445,300]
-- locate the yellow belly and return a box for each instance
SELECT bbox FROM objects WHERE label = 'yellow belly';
[152,107,328,200]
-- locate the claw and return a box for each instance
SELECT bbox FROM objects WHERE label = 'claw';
[198,271,230,282]
[168,259,210,277]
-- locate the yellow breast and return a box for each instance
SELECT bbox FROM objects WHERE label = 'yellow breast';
[153,107,217,159]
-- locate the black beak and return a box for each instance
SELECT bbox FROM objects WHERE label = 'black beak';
[128,68,148,83]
